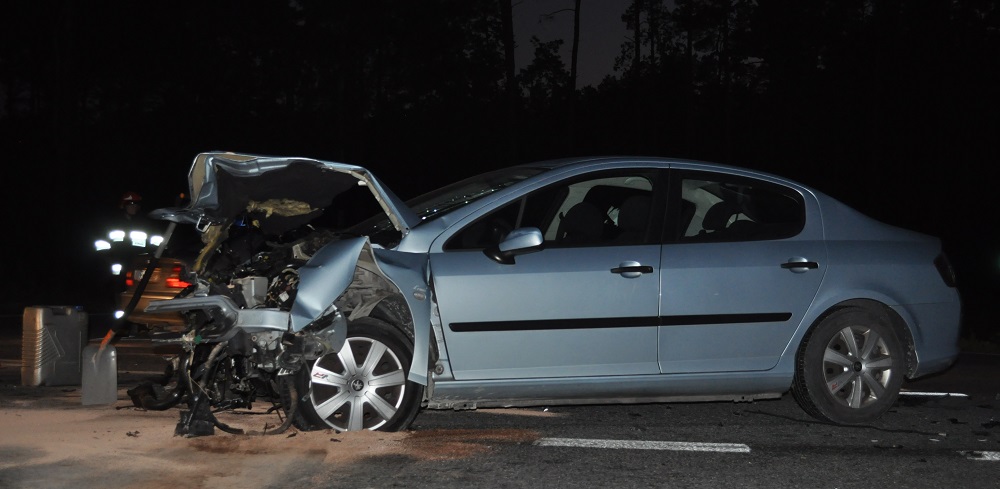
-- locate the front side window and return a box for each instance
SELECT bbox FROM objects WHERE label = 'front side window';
[674,172,804,243]
[447,170,657,250]
[350,166,547,247]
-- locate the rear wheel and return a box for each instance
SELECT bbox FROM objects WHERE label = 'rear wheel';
[792,307,905,425]
[294,316,423,431]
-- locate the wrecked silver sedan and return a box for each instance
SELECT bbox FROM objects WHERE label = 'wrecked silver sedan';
[133,151,961,435]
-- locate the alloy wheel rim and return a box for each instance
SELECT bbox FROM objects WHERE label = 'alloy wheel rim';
[821,325,895,409]
[308,337,408,431]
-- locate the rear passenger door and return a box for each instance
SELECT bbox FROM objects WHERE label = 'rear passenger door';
[657,170,827,373]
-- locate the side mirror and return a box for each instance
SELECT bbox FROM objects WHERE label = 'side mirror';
[484,227,544,264]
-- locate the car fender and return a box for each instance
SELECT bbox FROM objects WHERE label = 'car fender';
[369,247,432,386]
[290,236,369,332]
[283,237,433,385]
[775,286,922,377]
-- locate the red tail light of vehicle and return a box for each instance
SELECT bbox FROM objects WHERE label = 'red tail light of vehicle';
[934,253,958,288]
[166,265,191,288]
[124,264,190,288]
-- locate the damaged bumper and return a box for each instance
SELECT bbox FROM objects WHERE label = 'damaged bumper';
[145,295,347,354]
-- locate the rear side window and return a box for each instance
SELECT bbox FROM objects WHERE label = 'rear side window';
[673,172,804,243]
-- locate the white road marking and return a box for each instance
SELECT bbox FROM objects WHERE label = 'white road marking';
[962,451,1000,462]
[899,391,969,397]
[535,437,750,453]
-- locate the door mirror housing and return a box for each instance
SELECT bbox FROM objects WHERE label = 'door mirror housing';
[484,227,544,264]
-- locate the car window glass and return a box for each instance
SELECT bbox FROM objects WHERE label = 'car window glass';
[446,201,522,250]
[678,173,804,242]
[446,171,655,250]
[350,166,547,248]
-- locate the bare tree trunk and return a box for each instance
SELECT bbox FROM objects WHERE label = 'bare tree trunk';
[720,3,732,163]
[53,0,77,158]
[648,3,657,67]
[499,0,519,161]
[567,0,581,151]
[570,0,581,92]
[632,0,642,79]
[684,27,694,154]
[632,0,643,151]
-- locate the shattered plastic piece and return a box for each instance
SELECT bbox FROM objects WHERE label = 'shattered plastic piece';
[960,450,1000,461]
[175,404,215,437]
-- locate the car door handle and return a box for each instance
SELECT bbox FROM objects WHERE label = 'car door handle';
[610,262,654,278]
[781,260,819,271]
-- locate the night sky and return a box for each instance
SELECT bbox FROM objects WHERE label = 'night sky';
[2,1,997,339]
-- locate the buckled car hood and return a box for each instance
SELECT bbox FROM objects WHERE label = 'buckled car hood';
[150,152,419,236]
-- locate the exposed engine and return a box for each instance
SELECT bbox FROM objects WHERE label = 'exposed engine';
[112,153,434,436]
[126,217,352,437]
[202,222,341,308]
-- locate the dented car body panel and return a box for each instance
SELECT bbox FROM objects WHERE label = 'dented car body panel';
[290,236,368,333]
[151,151,419,234]
[366,247,434,385]
[147,152,424,338]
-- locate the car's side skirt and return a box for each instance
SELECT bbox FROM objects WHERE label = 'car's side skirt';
[426,370,792,409]
[425,392,783,410]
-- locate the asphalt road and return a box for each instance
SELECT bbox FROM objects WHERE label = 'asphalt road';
[2,327,999,488]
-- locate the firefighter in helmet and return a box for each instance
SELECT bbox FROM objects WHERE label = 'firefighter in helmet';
[93,191,164,322]
[120,191,143,221]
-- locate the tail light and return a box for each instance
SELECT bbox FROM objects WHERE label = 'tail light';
[934,253,957,288]
[166,265,191,288]
[124,264,191,288]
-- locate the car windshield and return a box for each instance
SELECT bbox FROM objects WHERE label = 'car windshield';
[349,166,547,247]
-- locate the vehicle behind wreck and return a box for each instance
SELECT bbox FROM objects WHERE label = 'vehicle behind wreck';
[132,151,961,436]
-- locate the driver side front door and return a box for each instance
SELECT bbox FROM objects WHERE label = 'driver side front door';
[430,169,665,381]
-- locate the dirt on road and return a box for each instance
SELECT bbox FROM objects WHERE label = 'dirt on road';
[0,379,538,489]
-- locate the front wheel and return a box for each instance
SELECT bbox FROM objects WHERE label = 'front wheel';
[792,307,905,425]
[293,316,423,432]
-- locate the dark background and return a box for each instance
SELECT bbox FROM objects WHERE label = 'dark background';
[2,1,997,340]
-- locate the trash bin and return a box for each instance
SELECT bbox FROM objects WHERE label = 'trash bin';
[21,306,88,386]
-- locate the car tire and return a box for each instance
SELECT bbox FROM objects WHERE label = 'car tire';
[792,307,905,425]
[292,316,423,432]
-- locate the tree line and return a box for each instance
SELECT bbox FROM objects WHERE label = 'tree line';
[1,1,997,214]
[1,0,997,327]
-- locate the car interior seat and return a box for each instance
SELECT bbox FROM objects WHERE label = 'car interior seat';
[677,199,697,239]
[556,201,605,245]
[699,201,739,237]
[613,194,650,244]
